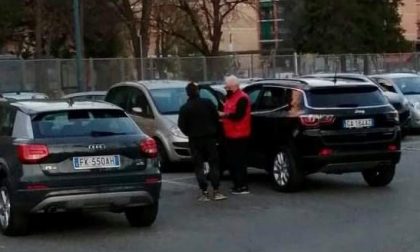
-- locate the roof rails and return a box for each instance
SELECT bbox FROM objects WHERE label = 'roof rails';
[253,78,309,85]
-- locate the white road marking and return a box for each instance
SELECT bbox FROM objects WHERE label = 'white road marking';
[163,176,195,182]
[162,179,197,188]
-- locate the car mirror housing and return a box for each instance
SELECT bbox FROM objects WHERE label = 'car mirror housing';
[132,107,143,115]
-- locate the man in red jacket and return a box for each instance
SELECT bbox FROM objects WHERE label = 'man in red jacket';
[220,75,252,195]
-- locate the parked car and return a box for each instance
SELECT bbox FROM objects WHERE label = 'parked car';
[242,78,401,192]
[62,91,106,101]
[1,91,48,101]
[0,100,161,236]
[105,81,221,170]
[370,73,420,129]
[304,73,411,132]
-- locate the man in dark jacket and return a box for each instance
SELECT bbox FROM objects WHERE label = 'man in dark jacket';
[178,82,227,201]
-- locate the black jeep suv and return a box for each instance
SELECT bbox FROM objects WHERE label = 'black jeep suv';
[243,78,401,192]
[0,100,161,236]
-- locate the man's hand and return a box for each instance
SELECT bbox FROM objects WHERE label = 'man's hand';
[218,111,225,117]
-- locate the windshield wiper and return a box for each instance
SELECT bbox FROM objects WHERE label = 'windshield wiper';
[90,131,126,137]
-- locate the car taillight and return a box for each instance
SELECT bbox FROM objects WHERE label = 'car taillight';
[17,144,49,164]
[299,114,336,127]
[140,138,158,158]
[319,148,333,157]
[387,144,398,152]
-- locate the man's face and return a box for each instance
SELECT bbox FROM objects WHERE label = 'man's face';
[225,80,239,92]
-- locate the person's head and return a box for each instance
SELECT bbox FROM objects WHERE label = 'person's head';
[225,75,240,92]
[185,82,199,99]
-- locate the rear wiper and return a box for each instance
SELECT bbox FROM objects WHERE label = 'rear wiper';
[337,103,359,108]
[90,131,126,137]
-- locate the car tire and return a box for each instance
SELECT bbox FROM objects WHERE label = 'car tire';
[269,146,304,192]
[362,164,396,187]
[156,140,171,172]
[0,180,29,236]
[125,203,159,227]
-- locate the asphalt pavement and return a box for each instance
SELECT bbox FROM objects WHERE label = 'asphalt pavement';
[3,136,420,252]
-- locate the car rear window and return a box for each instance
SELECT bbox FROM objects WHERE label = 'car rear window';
[307,86,388,108]
[32,109,140,138]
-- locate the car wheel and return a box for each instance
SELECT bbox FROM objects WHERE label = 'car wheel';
[269,147,304,192]
[156,140,171,172]
[0,180,29,236]
[362,164,395,187]
[125,203,159,227]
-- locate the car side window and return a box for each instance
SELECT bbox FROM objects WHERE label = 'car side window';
[128,88,154,118]
[258,87,287,111]
[0,105,16,137]
[105,86,130,110]
[244,87,262,111]
[199,88,218,106]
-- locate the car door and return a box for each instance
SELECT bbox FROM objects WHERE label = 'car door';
[126,87,156,137]
[0,104,17,167]
[243,86,264,166]
[198,86,224,110]
[250,86,290,164]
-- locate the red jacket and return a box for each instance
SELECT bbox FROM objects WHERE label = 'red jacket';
[222,90,251,139]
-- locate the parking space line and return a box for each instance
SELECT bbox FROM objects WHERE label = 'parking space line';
[162,179,197,188]
[163,176,195,182]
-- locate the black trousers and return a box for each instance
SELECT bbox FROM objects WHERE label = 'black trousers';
[189,137,220,191]
[225,138,248,189]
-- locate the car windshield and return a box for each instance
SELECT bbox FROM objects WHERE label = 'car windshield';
[392,77,420,95]
[32,109,140,138]
[308,86,388,108]
[149,88,188,115]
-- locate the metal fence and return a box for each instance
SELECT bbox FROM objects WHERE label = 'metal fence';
[1,53,420,97]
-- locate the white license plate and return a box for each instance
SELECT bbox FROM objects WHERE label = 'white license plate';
[343,119,374,129]
[73,155,120,170]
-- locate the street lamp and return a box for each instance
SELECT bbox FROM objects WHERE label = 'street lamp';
[73,0,84,91]
[137,30,145,80]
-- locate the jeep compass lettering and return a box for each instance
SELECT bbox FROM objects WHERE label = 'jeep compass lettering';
[0,100,161,236]
[244,79,401,192]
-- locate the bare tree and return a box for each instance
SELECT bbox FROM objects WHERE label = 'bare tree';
[108,0,153,78]
[157,0,256,57]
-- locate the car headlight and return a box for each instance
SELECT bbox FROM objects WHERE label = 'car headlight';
[169,126,187,138]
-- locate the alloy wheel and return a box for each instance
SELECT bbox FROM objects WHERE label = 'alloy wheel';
[0,188,11,229]
[273,152,290,186]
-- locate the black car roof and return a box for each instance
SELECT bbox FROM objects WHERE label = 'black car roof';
[251,78,378,90]
[8,100,121,114]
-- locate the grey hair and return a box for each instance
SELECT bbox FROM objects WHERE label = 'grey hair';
[225,75,240,85]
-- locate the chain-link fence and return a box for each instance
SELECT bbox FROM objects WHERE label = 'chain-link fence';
[1,53,420,97]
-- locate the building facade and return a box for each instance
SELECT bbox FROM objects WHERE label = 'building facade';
[259,0,292,54]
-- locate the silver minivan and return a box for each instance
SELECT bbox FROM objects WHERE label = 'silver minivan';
[105,80,221,170]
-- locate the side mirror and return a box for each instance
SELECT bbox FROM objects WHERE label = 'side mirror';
[132,107,143,115]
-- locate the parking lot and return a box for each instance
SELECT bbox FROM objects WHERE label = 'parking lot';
[0,136,417,251]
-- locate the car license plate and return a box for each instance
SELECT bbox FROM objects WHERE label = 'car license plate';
[343,119,374,129]
[73,155,120,170]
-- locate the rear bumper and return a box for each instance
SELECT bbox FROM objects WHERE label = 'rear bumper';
[14,183,161,213]
[30,190,154,213]
[302,151,400,174]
